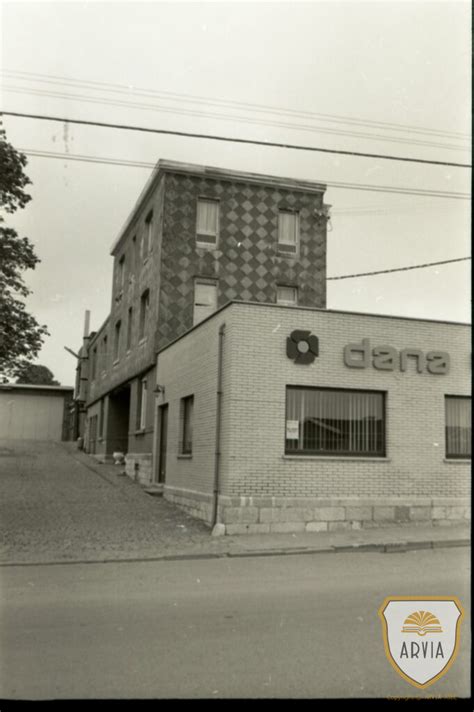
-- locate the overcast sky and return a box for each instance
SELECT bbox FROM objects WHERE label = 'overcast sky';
[1,0,471,385]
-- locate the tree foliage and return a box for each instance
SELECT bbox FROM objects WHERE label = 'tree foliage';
[16,363,60,385]
[0,121,49,380]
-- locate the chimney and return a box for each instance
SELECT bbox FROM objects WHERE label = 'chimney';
[83,310,91,338]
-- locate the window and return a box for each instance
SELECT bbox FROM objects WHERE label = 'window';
[113,320,121,362]
[118,255,125,293]
[277,285,298,306]
[132,235,138,271]
[196,199,219,246]
[445,396,471,459]
[193,281,217,325]
[180,395,194,455]
[145,211,154,255]
[139,289,150,340]
[102,335,108,373]
[91,347,97,381]
[126,307,133,351]
[136,378,147,430]
[278,209,299,254]
[285,387,385,457]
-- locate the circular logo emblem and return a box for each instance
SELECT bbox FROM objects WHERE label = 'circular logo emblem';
[286,330,319,364]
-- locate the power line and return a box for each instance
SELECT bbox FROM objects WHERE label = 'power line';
[18,148,471,200]
[2,84,469,153]
[2,68,470,141]
[2,110,471,168]
[327,257,471,280]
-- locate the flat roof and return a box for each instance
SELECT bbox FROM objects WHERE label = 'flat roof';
[110,159,327,255]
[156,300,471,356]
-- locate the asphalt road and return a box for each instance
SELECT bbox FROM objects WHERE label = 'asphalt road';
[0,547,470,699]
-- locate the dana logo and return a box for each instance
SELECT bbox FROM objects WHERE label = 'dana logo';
[379,597,464,689]
[286,330,319,365]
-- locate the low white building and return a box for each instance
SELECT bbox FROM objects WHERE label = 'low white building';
[148,301,471,534]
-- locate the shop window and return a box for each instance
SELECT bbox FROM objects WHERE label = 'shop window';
[193,281,217,325]
[285,386,385,457]
[445,396,471,459]
[277,285,298,306]
[180,395,194,455]
[139,289,150,340]
[113,320,121,362]
[136,378,147,431]
[196,198,219,247]
[278,210,299,255]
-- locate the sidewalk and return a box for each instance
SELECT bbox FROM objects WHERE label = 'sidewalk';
[1,440,469,567]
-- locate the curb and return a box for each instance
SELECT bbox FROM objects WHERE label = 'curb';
[0,538,469,567]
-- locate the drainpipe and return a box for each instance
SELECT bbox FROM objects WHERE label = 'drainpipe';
[212,323,225,528]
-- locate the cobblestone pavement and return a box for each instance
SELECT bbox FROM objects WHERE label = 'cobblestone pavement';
[1,440,469,566]
[0,440,222,564]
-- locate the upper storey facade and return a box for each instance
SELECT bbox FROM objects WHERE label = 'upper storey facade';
[86,161,329,405]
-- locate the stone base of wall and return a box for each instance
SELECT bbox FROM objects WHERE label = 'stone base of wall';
[124,453,153,486]
[164,486,214,525]
[216,496,471,535]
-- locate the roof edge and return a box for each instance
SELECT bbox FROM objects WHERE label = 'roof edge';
[109,159,327,255]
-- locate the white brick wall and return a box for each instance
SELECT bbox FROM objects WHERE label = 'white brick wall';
[155,302,471,528]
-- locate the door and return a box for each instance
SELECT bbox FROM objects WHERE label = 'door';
[157,404,168,483]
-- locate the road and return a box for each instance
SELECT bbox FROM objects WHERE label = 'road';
[0,547,470,699]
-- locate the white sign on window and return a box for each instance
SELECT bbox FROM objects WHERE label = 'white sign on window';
[286,420,299,440]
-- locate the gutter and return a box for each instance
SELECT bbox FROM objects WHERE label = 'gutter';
[212,323,225,529]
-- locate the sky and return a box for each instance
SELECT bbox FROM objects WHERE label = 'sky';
[0,0,471,386]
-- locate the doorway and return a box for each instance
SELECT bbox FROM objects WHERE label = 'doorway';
[157,404,168,484]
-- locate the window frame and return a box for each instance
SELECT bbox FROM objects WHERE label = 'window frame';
[193,279,218,325]
[145,211,154,255]
[180,395,194,455]
[285,385,386,458]
[445,395,471,460]
[139,289,150,341]
[277,209,300,256]
[118,254,125,293]
[126,306,133,352]
[101,335,108,374]
[113,320,121,362]
[196,197,220,248]
[277,285,298,306]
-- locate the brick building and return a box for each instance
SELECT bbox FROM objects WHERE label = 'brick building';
[82,160,470,534]
[84,161,329,480]
[153,302,471,533]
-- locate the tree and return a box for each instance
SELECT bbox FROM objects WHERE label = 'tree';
[0,121,49,381]
[16,363,60,386]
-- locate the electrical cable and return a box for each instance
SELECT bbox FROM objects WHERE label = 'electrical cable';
[327,257,471,280]
[2,68,470,141]
[2,84,469,153]
[2,110,471,168]
[17,147,471,200]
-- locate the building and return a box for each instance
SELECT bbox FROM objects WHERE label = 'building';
[153,301,471,533]
[0,383,73,441]
[82,159,470,534]
[84,160,330,481]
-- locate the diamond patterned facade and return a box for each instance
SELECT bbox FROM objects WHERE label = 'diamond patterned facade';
[156,171,327,350]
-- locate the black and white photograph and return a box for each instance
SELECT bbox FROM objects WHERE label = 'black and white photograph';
[0,0,471,701]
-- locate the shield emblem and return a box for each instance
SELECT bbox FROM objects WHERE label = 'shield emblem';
[379,597,464,689]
